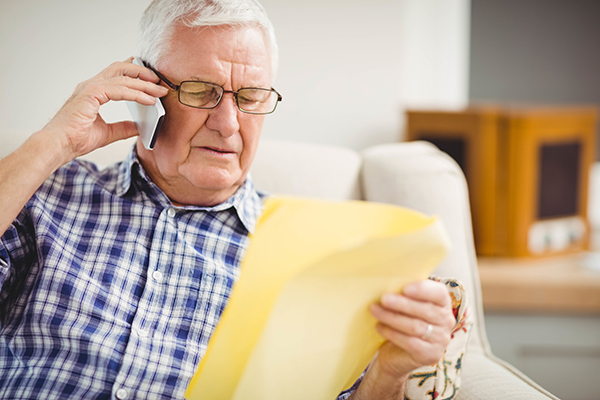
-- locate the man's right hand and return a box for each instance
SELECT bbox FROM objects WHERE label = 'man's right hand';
[0,58,167,237]
[44,58,168,163]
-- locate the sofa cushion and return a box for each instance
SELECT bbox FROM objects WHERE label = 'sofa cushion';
[251,140,362,200]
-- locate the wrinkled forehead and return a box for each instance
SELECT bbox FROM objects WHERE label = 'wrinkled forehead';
[159,23,273,85]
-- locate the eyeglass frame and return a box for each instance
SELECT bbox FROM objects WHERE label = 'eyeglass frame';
[142,61,282,115]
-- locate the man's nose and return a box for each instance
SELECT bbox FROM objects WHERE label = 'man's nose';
[205,93,240,137]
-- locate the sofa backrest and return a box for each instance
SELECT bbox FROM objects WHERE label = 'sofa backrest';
[250,140,362,201]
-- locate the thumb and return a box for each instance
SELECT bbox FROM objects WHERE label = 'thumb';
[106,120,139,144]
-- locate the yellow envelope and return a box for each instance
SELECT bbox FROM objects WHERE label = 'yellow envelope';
[185,196,450,400]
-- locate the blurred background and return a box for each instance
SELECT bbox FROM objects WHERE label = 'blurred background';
[0,0,471,152]
[1,0,599,398]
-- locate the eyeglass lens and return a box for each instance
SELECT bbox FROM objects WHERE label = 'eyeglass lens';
[179,81,279,114]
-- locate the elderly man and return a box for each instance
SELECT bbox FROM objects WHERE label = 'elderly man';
[0,0,456,398]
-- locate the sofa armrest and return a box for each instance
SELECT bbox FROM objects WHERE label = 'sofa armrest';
[459,350,558,399]
[361,141,559,400]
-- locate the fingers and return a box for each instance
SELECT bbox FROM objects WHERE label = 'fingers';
[402,279,451,306]
[366,280,461,380]
[375,323,448,367]
[370,303,439,340]
[82,61,168,106]
[118,58,162,84]
[96,76,167,105]
[377,282,454,327]
[368,280,457,370]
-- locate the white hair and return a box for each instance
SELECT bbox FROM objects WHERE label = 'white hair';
[136,0,278,78]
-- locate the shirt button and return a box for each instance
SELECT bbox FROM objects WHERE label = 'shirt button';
[116,388,128,399]
[167,208,176,218]
[152,270,163,282]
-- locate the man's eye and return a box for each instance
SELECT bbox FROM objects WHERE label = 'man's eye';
[238,95,260,104]
[182,83,220,98]
[188,90,208,97]
[239,90,268,104]
[190,87,217,97]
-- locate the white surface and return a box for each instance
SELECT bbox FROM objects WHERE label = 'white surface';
[486,313,600,400]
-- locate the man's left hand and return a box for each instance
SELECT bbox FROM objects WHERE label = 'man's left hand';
[350,279,456,399]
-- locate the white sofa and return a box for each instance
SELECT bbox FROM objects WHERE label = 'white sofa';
[250,140,558,399]
[2,137,559,399]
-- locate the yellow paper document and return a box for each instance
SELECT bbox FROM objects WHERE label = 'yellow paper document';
[185,196,450,400]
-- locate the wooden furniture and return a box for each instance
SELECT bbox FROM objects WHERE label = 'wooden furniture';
[478,253,600,313]
[406,106,598,257]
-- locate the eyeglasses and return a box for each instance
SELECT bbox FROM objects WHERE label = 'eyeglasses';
[143,61,282,115]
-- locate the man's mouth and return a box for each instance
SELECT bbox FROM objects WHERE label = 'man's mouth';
[200,146,235,155]
[199,146,235,157]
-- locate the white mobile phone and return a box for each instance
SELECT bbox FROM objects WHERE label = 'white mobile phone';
[126,57,165,150]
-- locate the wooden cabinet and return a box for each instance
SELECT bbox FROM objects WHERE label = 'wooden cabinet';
[407,106,598,257]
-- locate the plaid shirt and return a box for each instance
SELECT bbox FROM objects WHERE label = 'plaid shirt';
[0,148,358,399]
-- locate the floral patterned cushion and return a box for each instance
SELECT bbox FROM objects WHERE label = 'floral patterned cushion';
[405,277,474,400]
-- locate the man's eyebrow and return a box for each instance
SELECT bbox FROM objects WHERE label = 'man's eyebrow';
[187,76,228,86]
[185,77,270,89]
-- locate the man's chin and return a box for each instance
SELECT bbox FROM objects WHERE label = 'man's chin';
[183,167,245,194]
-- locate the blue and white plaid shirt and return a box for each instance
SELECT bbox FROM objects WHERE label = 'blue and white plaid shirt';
[0,149,358,399]
[0,148,263,399]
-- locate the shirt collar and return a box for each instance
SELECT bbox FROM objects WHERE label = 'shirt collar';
[115,146,263,233]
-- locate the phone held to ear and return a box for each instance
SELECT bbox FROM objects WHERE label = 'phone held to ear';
[126,57,165,150]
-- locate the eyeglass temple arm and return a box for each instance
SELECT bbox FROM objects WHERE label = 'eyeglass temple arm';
[271,89,283,102]
[142,61,179,91]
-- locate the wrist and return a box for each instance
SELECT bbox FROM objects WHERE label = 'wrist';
[349,353,408,400]
[26,128,76,172]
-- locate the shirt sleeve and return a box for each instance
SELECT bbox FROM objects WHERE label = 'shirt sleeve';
[0,207,37,305]
[336,372,365,399]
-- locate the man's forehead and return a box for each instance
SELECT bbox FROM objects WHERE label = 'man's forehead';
[161,23,272,85]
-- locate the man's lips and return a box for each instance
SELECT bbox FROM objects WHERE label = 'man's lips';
[198,146,236,155]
